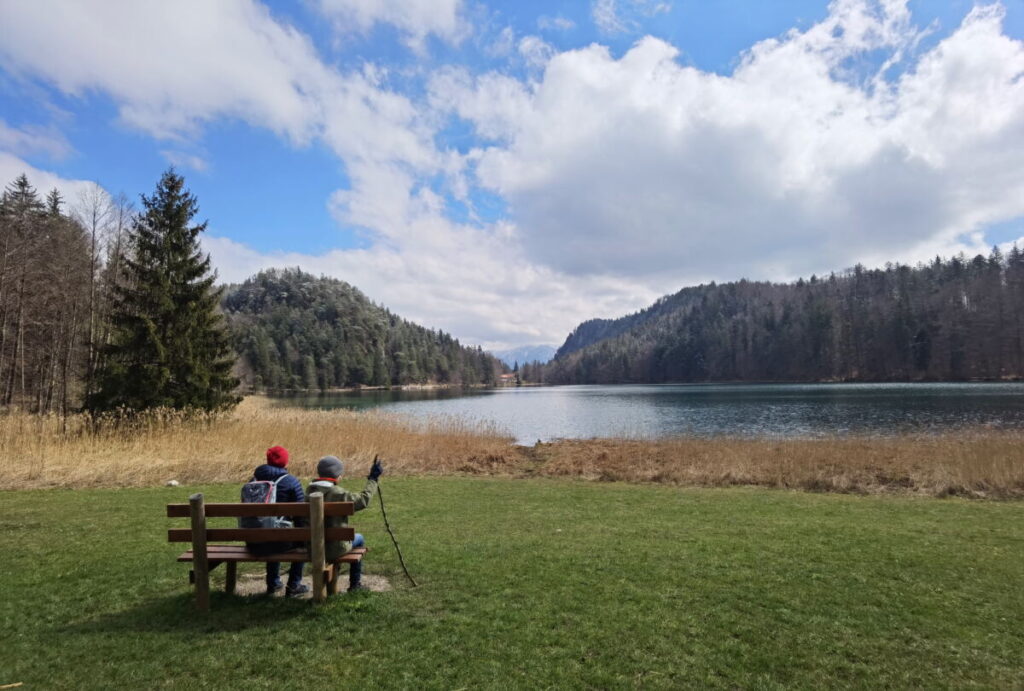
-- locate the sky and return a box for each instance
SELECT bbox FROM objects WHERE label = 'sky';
[1,1,1024,351]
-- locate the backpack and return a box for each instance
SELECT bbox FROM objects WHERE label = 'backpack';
[239,474,294,531]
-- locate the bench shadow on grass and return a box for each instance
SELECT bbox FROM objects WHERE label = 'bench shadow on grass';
[65,589,375,636]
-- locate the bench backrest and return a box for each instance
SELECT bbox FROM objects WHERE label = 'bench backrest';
[166,496,355,544]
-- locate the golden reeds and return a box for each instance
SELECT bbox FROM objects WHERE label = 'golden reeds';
[1,396,1021,497]
[0,397,514,489]
[532,434,1024,498]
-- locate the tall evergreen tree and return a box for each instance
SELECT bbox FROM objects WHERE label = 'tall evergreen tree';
[86,169,238,413]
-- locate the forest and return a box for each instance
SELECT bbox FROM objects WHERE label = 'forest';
[0,175,131,414]
[0,174,502,413]
[0,170,242,415]
[544,250,1024,384]
[222,269,504,391]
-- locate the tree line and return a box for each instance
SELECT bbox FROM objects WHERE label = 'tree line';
[0,175,120,414]
[0,170,238,415]
[7,167,1023,412]
[544,250,1024,384]
[223,269,505,391]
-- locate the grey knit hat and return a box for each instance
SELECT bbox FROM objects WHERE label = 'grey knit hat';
[316,455,344,479]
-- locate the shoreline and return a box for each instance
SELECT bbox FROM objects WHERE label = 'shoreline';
[244,382,487,395]
[243,377,1024,396]
[0,398,1021,497]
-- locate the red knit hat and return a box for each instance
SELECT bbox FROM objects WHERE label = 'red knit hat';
[266,446,289,468]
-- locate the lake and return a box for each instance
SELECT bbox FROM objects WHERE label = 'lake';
[272,382,1024,444]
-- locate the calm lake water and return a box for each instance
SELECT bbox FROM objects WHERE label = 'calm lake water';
[273,382,1024,444]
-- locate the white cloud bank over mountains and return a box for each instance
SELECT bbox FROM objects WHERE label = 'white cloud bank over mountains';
[438,3,1024,283]
[1,1,1023,349]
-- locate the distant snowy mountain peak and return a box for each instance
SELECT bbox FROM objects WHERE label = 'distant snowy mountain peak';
[491,344,557,368]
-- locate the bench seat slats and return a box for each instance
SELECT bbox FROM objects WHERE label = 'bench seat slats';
[166,502,354,518]
[168,526,354,543]
[177,545,367,564]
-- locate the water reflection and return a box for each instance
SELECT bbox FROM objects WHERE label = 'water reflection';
[274,383,1024,444]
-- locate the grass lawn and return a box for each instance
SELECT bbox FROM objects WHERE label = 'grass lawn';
[2,478,1022,689]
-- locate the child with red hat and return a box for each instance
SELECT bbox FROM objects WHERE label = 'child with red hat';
[251,445,309,596]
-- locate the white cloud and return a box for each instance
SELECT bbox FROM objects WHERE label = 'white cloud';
[428,68,531,143]
[518,36,556,69]
[0,119,71,160]
[538,16,575,32]
[0,0,332,142]
[0,0,645,348]
[4,0,1024,351]
[160,150,209,172]
[998,236,1024,255]
[0,0,446,221]
[592,0,672,35]
[0,151,99,205]
[487,26,516,58]
[314,0,468,53]
[446,1,1024,283]
[592,0,628,34]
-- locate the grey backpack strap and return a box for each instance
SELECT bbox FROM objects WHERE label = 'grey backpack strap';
[271,474,293,528]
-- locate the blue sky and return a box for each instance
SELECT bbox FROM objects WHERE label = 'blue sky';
[2,1,1024,349]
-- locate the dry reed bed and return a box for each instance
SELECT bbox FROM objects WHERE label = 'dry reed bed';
[0,398,515,489]
[532,435,1024,498]
[1,398,1022,497]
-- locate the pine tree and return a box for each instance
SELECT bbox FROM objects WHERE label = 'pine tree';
[86,169,238,413]
[1,176,46,405]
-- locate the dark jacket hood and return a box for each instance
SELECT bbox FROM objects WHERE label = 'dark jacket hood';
[253,463,289,481]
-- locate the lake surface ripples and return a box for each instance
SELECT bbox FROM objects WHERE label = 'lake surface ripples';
[274,382,1024,444]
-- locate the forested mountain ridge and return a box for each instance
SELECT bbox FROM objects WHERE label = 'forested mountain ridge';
[554,294,686,360]
[546,250,1024,384]
[222,269,504,391]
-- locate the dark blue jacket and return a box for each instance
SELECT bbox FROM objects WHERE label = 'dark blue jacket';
[252,464,305,503]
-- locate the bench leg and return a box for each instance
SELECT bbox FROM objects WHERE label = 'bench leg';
[225,562,237,594]
[189,493,210,612]
[189,560,223,584]
[327,564,339,596]
[309,493,327,603]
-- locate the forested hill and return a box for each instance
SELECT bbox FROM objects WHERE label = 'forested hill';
[222,269,503,391]
[554,298,679,360]
[546,249,1024,384]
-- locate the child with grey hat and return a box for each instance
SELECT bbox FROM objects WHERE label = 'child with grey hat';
[306,455,384,591]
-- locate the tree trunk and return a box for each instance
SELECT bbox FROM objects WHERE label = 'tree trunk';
[61,302,80,417]
[3,276,25,405]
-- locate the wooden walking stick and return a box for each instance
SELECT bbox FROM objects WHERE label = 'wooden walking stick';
[375,455,418,587]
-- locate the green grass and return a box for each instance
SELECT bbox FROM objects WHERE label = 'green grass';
[2,478,1023,689]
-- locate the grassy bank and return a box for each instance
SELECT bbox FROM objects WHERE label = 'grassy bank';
[2,478,1022,688]
[1,397,1022,497]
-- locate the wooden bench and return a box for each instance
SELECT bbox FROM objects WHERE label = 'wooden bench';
[167,492,365,611]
